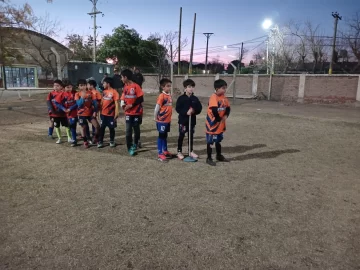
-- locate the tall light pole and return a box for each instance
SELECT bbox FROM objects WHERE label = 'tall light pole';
[88,0,103,62]
[329,12,341,75]
[203,33,213,74]
[262,19,273,74]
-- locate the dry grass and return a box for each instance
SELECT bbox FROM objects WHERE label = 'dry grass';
[0,94,360,269]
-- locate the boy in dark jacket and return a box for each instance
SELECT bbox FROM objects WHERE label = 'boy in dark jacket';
[175,79,202,160]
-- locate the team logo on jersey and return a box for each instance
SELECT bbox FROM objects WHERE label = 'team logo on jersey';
[130,88,135,95]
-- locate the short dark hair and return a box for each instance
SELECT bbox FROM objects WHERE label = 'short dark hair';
[77,79,87,85]
[183,79,195,88]
[214,79,227,90]
[62,79,72,87]
[54,79,64,87]
[160,78,172,87]
[121,69,133,80]
[103,77,114,87]
[104,73,108,76]
[87,80,97,88]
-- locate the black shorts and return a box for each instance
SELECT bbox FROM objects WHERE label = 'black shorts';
[125,115,142,126]
[100,115,117,128]
[50,117,68,128]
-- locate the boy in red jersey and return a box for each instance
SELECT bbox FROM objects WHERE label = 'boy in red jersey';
[154,78,173,161]
[205,79,231,166]
[120,69,144,156]
[87,79,102,141]
[75,79,99,148]
[54,80,78,146]
[46,79,68,143]
[97,77,120,148]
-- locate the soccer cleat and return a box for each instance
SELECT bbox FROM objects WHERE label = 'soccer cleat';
[97,142,104,148]
[56,139,61,144]
[177,152,185,160]
[206,158,216,166]
[216,155,230,162]
[157,154,168,162]
[190,151,199,159]
[83,141,89,149]
[109,141,116,148]
[71,141,77,147]
[163,151,173,159]
[68,137,73,143]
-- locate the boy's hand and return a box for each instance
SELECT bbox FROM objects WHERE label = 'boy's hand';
[187,108,194,115]
[124,104,132,111]
[80,91,86,98]
[65,109,70,113]
[92,112,97,118]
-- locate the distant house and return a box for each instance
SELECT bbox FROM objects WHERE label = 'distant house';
[0,27,72,88]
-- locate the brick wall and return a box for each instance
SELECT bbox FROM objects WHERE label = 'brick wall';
[142,74,360,104]
[304,76,358,103]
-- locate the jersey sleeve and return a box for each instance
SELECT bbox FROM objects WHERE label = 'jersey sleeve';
[74,93,80,100]
[208,94,218,108]
[96,91,102,100]
[156,94,164,106]
[120,89,125,100]
[135,84,144,97]
[46,92,52,101]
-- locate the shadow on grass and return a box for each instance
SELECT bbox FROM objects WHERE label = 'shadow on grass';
[231,149,300,161]
[195,144,267,156]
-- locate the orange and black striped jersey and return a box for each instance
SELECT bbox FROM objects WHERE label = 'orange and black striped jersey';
[205,93,230,134]
[156,92,172,123]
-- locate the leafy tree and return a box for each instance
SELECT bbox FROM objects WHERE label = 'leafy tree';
[66,34,93,61]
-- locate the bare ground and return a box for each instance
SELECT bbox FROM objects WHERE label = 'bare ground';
[0,94,360,270]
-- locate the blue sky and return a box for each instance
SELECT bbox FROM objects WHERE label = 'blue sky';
[14,0,360,63]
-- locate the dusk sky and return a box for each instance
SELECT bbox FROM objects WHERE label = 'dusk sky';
[14,0,360,64]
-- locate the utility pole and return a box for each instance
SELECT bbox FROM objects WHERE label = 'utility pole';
[87,0,103,63]
[238,42,243,74]
[177,7,182,75]
[170,43,173,61]
[203,33,213,74]
[189,13,197,74]
[329,11,341,75]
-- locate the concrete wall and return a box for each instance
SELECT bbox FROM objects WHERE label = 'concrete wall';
[143,74,360,104]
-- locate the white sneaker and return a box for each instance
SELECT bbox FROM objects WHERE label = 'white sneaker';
[190,151,199,159]
[56,139,61,144]
[177,152,185,160]
[68,137,72,143]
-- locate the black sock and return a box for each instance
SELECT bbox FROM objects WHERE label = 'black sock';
[109,128,115,142]
[215,142,221,156]
[207,143,212,159]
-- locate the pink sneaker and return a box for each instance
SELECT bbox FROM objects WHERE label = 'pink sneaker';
[190,151,199,159]
[158,154,168,162]
[83,141,89,149]
[163,151,172,159]
[177,152,185,160]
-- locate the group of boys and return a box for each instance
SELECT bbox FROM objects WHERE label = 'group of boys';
[47,69,231,166]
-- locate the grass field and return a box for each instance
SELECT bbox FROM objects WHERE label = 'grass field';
[1,93,360,270]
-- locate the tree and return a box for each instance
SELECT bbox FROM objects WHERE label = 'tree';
[23,13,72,78]
[0,0,33,66]
[97,25,145,67]
[66,34,93,61]
[342,11,360,72]
[304,21,327,73]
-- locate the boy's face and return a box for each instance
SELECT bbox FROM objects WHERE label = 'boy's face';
[87,83,94,90]
[64,85,73,92]
[121,75,128,83]
[185,85,194,95]
[216,86,227,95]
[162,83,171,93]
[78,84,87,91]
[53,83,62,91]
[103,82,109,89]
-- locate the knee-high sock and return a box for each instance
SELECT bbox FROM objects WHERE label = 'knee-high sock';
[55,127,61,140]
[66,127,71,140]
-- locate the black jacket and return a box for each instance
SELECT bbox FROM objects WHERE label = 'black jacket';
[112,74,124,89]
[133,73,144,87]
[175,93,202,126]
